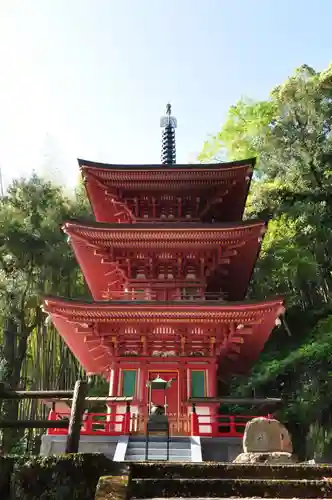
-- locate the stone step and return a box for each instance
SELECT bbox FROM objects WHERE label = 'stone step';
[128,438,190,445]
[125,436,193,462]
[130,478,332,499]
[126,450,191,454]
[127,453,191,460]
[125,453,191,462]
[130,461,332,480]
[127,443,190,450]
[126,456,192,462]
[127,445,190,451]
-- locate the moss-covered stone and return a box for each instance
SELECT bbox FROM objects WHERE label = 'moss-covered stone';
[130,477,332,498]
[129,462,332,499]
[0,454,129,499]
[233,451,295,463]
[94,475,129,500]
[1,454,332,499]
[130,461,332,480]
[11,453,115,500]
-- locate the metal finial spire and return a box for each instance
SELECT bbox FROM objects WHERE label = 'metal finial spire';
[160,103,177,165]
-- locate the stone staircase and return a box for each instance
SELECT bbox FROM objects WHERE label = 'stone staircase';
[127,462,332,498]
[124,436,192,462]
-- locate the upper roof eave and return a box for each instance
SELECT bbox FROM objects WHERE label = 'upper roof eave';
[62,218,268,232]
[78,157,256,171]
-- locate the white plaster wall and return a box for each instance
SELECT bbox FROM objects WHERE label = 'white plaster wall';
[40,434,118,458]
[196,405,212,434]
[115,404,138,432]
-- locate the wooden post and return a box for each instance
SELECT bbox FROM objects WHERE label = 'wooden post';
[0,389,74,399]
[191,403,199,436]
[0,420,69,429]
[123,402,131,433]
[65,380,88,454]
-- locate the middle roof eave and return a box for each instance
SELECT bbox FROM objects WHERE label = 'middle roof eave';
[62,218,267,232]
[43,295,285,319]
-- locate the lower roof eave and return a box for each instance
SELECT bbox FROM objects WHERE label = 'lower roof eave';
[42,296,285,322]
[42,296,285,375]
[42,295,285,309]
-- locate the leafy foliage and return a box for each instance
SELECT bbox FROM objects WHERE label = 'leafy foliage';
[201,63,332,459]
[0,174,92,452]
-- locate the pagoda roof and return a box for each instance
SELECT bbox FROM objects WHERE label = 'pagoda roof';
[44,295,284,318]
[78,157,256,171]
[63,218,266,243]
[78,157,256,224]
[62,219,266,301]
[43,296,284,376]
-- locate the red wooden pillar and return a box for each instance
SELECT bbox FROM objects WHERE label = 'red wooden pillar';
[109,362,120,418]
[123,402,131,433]
[112,362,120,397]
[107,365,114,422]
[208,361,218,397]
[47,407,57,435]
[108,364,114,396]
[191,404,199,435]
[180,363,187,416]
[139,361,148,410]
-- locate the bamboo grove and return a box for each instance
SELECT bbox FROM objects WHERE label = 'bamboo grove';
[0,177,89,452]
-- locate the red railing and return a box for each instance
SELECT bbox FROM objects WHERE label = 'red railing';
[47,412,127,436]
[47,410,262,438]
[193,414,260,438]
[111,290,225,302]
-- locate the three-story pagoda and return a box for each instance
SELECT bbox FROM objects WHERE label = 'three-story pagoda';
[43,105,284,430]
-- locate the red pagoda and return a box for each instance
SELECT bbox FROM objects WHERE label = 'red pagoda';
[42,106,284,461]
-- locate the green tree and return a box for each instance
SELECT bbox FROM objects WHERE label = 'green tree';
[0,174,90,452]
[200,63,332,459]
[201,64,332,308]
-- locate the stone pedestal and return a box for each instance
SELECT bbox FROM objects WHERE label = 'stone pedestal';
[233,417,296,464]
[234,451,295,464]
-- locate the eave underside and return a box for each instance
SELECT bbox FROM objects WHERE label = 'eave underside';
[63,220,265,302]
[43,296,284,378]
[79,159,255,223]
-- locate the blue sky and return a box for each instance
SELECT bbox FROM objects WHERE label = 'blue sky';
[0,1,331,190]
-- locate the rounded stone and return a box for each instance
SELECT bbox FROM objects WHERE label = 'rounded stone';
[243,417,293,453]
